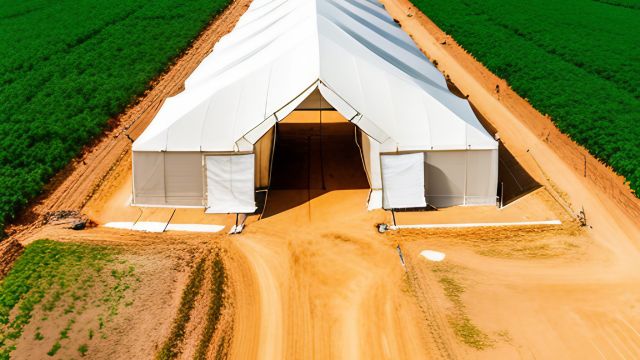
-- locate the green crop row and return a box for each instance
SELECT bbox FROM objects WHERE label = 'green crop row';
[0,240,118,358]
[412,0,640,196]
[194,253,227,360]
[156,255,207,360]
[0,0,231,231]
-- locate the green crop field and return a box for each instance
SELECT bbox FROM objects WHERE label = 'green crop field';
[0,0,230,231]
[412,0,640,196]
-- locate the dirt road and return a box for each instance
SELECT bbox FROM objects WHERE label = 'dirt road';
[225,189,442,359]
[222,111,443,358]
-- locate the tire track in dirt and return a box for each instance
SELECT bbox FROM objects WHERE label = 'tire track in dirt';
[179,251,214,360]
[224,208,445,359]
[223,237,262,360]
[587,312,640,359]
[230,237,284,359]
[404,252,459,359]
[171,247,234,360]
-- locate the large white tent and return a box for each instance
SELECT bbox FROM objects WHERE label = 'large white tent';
[132,0,498,212]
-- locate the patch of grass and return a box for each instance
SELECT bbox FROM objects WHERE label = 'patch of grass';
[401,271,416,296]
[59,319,75,340]
[0,239,137,358]
[156,254,207,360]
[42,290,63,312]
[496,329,512,343]
[63,304,75,314]
[392,223,582,259]
[194,252,227,360]
[88,328,94,340]
[449,314,493,350]
[102,265,137,318]
[431,263,493,350]
[477,236,581,259]
[438,276,464,304]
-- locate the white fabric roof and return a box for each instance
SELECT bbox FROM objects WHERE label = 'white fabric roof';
[133,0,498,152]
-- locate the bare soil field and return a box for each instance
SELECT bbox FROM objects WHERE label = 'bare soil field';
[13,232,214,359]
[12,228,233,360]
[2,0,640,359]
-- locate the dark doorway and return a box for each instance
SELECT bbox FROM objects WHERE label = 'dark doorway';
[262,111,369,217]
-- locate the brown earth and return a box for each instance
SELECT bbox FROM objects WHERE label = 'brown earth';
[3,0,640,359]
[13,229,214,360]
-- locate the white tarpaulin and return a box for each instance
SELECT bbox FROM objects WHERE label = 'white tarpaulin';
[132,0,498,153]
[206,154,256,213]
[131,0,499,211]
[381,153,426,209]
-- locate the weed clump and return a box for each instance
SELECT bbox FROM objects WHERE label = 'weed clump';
[432,263,493,350]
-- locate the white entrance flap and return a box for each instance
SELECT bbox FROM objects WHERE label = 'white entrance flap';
[206,154,256,213]
[381,153,426,209]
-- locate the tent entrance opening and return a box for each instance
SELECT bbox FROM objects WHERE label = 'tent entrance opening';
[269,110,369,193]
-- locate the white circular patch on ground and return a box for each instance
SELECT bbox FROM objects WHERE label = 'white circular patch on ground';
[420,250,446,262]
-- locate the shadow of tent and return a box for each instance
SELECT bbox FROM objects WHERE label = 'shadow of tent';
[498,141,541,205]
[466,102,541,206]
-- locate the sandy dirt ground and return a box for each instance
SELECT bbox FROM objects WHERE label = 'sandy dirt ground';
[3,0,640,359]
[74,108,575,359]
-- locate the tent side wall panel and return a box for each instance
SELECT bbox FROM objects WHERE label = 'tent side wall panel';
[425,151,466,207]
[133,151,205,206]
[360,130,372,186]
[164,152,204,206]
[132,151,166,205]
[424,149,498,207]
[254,127,274,188]
[465,149,498,205]
[361,133,382,189]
